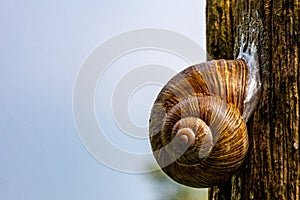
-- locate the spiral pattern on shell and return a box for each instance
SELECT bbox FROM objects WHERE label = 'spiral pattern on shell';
[149,59,250,188]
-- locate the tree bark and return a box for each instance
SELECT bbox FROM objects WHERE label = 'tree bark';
[206,0,299,199]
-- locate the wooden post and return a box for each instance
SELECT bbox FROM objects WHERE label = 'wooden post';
[207,0,299,199]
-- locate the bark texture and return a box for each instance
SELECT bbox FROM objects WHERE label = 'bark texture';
[206,0,299,199]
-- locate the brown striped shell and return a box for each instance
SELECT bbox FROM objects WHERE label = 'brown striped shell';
[149,59,250,188]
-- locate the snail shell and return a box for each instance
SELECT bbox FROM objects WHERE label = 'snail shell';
[149,59,252,188]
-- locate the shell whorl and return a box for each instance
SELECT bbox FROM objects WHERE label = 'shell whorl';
[149,59,250,188]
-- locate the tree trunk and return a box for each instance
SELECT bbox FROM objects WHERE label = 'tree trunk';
[206,0,299,200]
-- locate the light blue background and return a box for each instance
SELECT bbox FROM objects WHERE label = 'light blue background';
[0,1,206,199]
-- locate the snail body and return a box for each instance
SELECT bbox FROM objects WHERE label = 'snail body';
[149,59,259,188]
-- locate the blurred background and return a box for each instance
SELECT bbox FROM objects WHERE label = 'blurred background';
[0,0,207,199]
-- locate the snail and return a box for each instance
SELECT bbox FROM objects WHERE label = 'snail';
[149,47,261,187]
